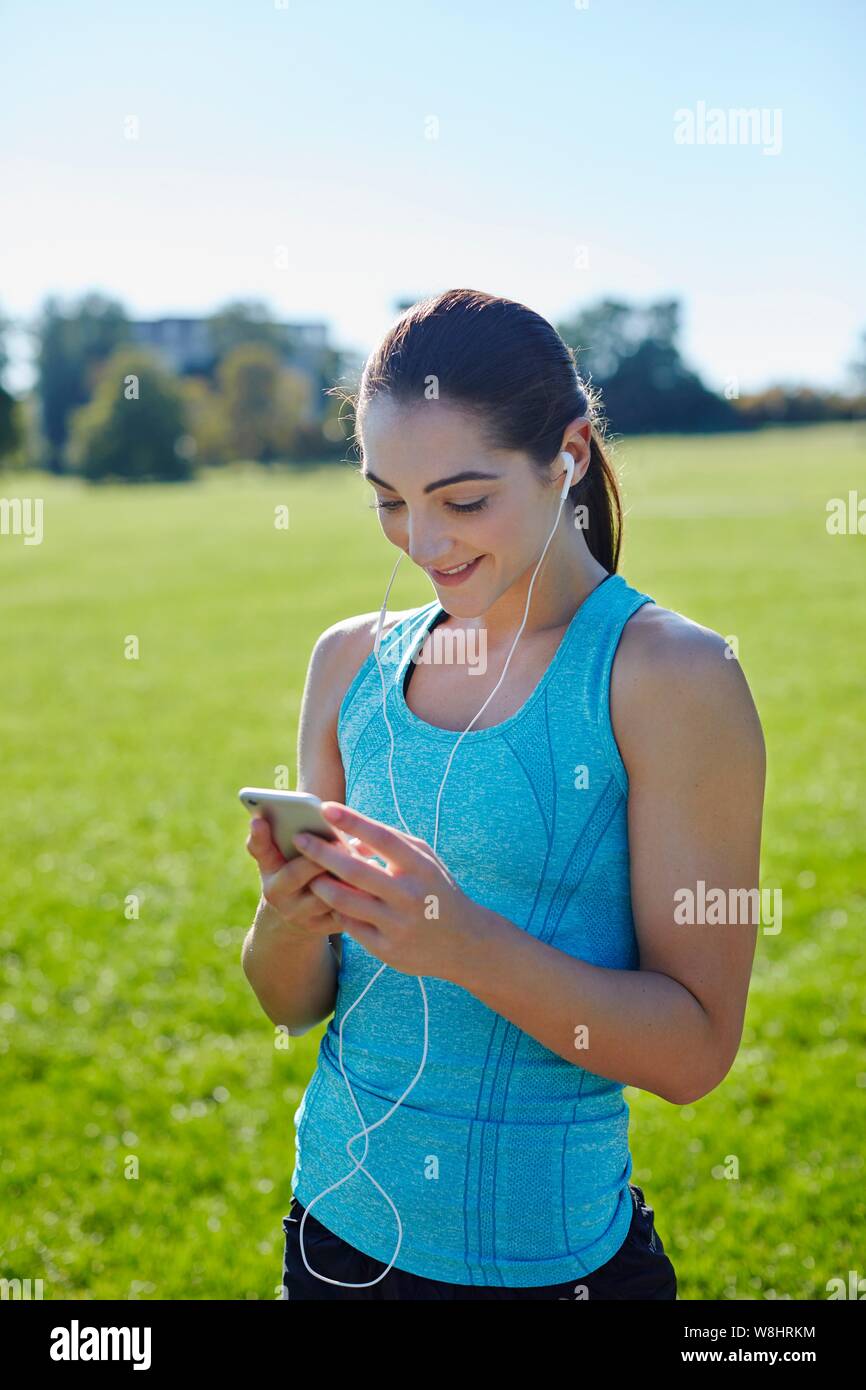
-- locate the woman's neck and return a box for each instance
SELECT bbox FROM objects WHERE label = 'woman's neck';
[443,527,609,647]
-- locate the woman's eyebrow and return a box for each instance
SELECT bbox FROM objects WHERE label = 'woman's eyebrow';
[361,467,502,495]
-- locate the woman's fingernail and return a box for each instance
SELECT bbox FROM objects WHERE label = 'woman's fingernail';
[294,833,310,847]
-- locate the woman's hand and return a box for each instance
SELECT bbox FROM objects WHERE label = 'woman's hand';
[292,802,487,982]
[245,817,344,941]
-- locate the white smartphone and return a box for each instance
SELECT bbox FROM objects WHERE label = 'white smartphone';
[238,788,340,861]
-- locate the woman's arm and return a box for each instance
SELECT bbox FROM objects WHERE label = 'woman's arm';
[241,610,415,1029]
[449,606,767,1105]
[241,626,346,1030]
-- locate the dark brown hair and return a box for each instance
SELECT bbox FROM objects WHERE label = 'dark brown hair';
[334,288,622,573]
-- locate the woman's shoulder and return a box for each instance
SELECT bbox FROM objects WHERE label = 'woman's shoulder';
[611,600,766,778]
[617,599,733,669]
[307,607,422,713]
[314,605,422,662]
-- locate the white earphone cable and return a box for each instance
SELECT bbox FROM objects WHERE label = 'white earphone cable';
[297,451,576,1287]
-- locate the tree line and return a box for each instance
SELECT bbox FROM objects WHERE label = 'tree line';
[0,293,863,483]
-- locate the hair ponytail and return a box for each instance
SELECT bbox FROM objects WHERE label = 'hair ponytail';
[569,423,622,573]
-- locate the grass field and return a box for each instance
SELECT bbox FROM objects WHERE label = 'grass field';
[1,422,864,1300]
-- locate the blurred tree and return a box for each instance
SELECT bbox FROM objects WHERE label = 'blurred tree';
[557,297,740,434]
[734,384,865,424]
[217,342,312,463]
[204,302,348,456]
[274,367,316,460]
[848,328,866,395]
[602,339,740,433]
[0,301,12,382]
[557,299,634,381]
[35,293,133,472]
[67,347,192,483]
[176,375,230,467]
[0,384,23,465]
[644,298,681,348]
[206,300,296,366]
[0,302,22,466]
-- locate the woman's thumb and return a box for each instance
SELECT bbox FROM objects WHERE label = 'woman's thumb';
[246,817,286,874]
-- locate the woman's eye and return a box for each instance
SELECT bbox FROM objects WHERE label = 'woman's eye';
[447,497,488,513]
[368,497,489,514]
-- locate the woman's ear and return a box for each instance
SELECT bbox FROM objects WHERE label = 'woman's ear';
[560,417,593,486]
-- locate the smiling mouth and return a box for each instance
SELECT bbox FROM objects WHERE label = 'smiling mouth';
[437,559,475,574]
[427,555,485,583]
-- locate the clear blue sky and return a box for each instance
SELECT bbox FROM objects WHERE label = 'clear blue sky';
[2,0,864,394]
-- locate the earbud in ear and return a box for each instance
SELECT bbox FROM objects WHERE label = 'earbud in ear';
[559,450,576,500]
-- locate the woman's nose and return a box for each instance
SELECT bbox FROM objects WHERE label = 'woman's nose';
[407,520,451,569]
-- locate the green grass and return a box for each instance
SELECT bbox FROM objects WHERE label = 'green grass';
[1,424,864,1300]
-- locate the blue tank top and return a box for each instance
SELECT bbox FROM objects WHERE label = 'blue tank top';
[291,571,657,1287]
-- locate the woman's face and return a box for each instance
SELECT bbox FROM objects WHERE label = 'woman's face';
[359,395,561,615]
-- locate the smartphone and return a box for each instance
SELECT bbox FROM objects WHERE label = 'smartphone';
[238,788,340,861]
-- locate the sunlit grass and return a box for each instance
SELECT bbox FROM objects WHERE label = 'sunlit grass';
[0,423,863,1298]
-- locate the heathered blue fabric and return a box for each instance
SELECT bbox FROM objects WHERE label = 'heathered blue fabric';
[291,571,656,1287]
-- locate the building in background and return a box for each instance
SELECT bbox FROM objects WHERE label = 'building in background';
[129,317,336,419]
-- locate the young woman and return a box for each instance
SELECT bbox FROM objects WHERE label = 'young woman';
[241,288,766,1301]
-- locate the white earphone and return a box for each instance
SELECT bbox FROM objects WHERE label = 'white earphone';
[297,450,576,1287]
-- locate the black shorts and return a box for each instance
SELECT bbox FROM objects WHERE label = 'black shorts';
[280,1182,677,1301]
